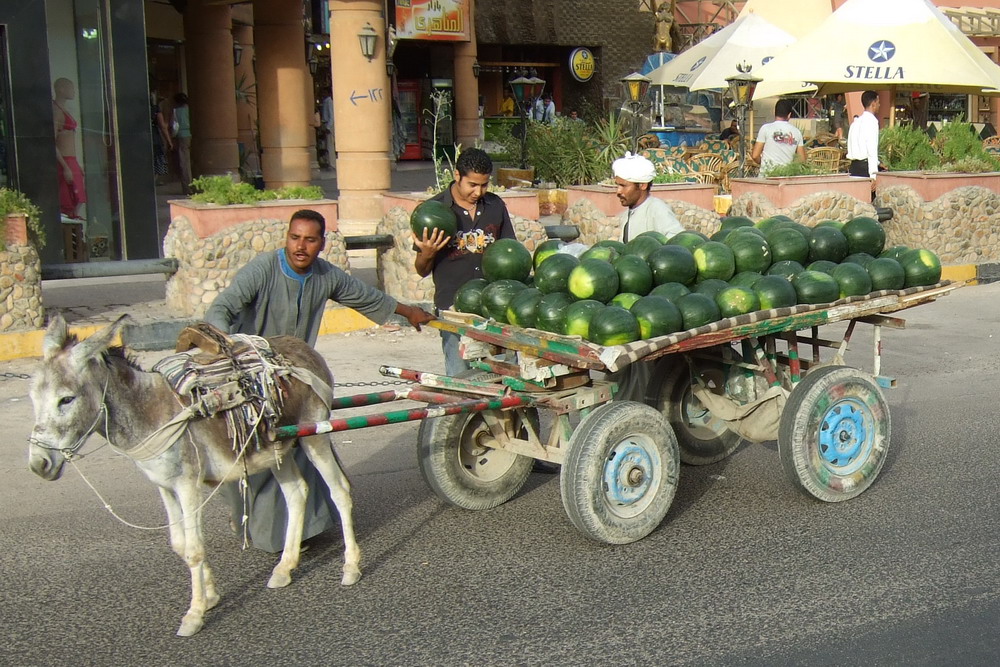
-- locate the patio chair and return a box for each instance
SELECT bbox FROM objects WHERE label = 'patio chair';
[663,157,693,174]
[689,152,724,174]
[639,147,673,173]
[700,138,730,153]
[637,133,662,150]
[807,146,843,173]
[983,136,1000,154]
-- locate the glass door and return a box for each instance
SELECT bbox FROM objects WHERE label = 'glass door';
[0,27,14,189]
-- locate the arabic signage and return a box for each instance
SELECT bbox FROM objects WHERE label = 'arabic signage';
[396,0,471,42]
[569,48,595,83]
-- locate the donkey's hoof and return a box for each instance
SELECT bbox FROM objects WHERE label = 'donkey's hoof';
[341,567,361,586]
[267,570,292,589]
[177,613,204,637]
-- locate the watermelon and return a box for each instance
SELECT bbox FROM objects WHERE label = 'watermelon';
[630,295,683,339]
[720,215,755,231]
[807,227,850,264]
[635,230,669,244]
[614,254,654,296]
[767,227,810,264]
[650,282,691,303]
[568,258,619,303]
[899,248,942,287]
[623,235,663,261]
[710,228,733,243]
[610,292,642,310]
[693,241,736,282]
[580,245,621,264]
[814,219,845,231]
[866,257,906,291]
[506,288,543,328]
[843,252,876,268]
[841,216,885,256]
[481,279,527,323]
[453,278,489,316]
[830,262,873,298]
[767,260,805,279]
[535,292,576,333]
[533,239,565,268]
[666,230,710,250]
[676,292,722,330]
[534,253,580,294]
[588,306,641,346]
[693,278,730,300]
[754,216,788,234]
[730,271,763,289]
[725,231,772,274]
[879,245,910,262]
[716,286,760,318]
[595,239,627,254]
[792,270,840,305]
[562,299,605,338]
[806,260,838,274]
[482,238,532,283]
[409,200,458,239]
[790,223,813,242]
[754,275,797,309]
[647,245,698,286]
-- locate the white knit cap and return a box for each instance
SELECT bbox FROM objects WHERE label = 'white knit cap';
[612,152,656,184]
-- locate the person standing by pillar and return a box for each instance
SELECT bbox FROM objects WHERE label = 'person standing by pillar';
[846,90,883,201]
[172,93,193,195]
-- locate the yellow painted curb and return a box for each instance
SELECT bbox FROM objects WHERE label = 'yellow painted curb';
[0,324,120,363]
[941,264,977,284]
[318,306,378,336]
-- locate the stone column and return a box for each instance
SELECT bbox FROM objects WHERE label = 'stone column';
[233,24,258,176]
[183,0,240,176]
[454,0,480,149]
[253,0,312,188]
[330,0,391,236]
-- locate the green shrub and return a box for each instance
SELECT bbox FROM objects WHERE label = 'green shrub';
[0,188,45,249]
[190,175,323,205]
[878,125,940,171]
[525,113,628,187]
[765,162,831,177]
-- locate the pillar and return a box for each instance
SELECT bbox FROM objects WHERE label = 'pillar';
[233,24,258,176]
[253,0,312,188]
[454,0,480,149]
[330,0,391,236]
[183,0,240,176]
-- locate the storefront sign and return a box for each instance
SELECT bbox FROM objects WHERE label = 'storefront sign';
[569,47,595,83]
[396,0,470,42]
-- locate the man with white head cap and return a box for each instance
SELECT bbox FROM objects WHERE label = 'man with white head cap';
[613,152,684,243]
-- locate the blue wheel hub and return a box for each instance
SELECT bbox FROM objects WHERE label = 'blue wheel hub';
[603,441,654,505]
[818,398,872,473]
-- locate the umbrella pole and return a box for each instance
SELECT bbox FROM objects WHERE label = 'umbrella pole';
[889,85,897,127]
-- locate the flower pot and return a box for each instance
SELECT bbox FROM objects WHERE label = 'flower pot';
[3,213,27,247]
[497,167,535,189]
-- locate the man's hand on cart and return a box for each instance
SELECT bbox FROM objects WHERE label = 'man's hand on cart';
[395,303,436,331]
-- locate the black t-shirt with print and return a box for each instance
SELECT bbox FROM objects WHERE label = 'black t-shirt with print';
[427,183,515,311]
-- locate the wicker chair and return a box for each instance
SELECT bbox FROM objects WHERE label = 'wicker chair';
[983,136,1000,155]
[807,146,844,173]
[639,148,673,173]
[637,133,662,150]
[663,157,693,174]
[699,138,730,153]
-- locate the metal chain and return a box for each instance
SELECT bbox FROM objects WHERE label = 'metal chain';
[337,379,411,388]
[0,372,30,381]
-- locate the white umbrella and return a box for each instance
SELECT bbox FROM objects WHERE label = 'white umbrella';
[648,12,797,91]
[754,0,1000,99]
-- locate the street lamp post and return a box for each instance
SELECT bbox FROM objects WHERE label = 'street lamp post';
[725,63,762,178]
[621,71,652,154]
[509,73,545,170]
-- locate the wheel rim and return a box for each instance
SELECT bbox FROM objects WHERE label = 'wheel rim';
[458,414,521,482]
[817,397,873,475]
[678,384,730,441]
[602,435,661,518]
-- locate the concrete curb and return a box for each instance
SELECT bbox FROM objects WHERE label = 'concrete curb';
[941,262,1000,285]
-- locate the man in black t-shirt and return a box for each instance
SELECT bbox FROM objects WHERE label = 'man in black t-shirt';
[413,148,515,377]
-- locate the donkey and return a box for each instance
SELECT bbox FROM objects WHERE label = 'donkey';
[27,314,361,636]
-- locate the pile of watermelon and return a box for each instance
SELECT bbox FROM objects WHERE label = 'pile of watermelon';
[452,215,943,347]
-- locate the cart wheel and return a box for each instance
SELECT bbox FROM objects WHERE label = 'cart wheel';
[417,372,536,510]
[778,365,890,502]
[560,401,679,544]
[651,360,741,466]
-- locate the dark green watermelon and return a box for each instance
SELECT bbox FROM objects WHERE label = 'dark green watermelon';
[410,200,458,239]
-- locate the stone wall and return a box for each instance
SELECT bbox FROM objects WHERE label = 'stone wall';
[730,191,877,227]
[877,185,1000,264]
[0,244,42,331]
[376,207,549,305]
[163,215,350,318]
[562,198,723,244]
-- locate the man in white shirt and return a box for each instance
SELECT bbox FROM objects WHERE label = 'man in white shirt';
[613,152,685,242]
[533,93,556,123]
[750,99,806,176]
[846,90,882,199]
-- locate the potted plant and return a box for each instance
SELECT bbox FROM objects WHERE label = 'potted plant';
[0,187,45,250]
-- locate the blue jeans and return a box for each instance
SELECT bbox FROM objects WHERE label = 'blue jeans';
[440,329,469,377]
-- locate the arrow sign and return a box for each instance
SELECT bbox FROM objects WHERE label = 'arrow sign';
[349,91,368,106]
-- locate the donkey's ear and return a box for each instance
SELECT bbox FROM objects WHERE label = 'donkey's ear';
[42,313,69,359]
[69,315,130,369]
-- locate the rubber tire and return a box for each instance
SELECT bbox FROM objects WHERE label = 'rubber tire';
[560,401,680,545]
[650,358,742,466]
[417,372,536,510]
[778,365,890,502]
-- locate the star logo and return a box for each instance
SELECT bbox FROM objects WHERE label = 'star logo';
[868,40,895,63]
[691,57,706,71]
[761,56,773,66]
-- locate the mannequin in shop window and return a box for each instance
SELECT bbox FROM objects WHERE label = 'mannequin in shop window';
[53,78,86,219]
[151,93,173,185]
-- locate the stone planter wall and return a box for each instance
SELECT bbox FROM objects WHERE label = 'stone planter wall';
[730,191,877,227]
[877,185,1000,264]
[382,190,541,221]
[730,176,872,209]
[164,216,350,318]
[0,242,42,332]
[877,171,1000,202]
[168,199,339,239]
[566,183,717,217]
[562,198,723,245]
[376,206,549,304]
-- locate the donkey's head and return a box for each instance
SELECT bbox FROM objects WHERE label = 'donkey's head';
[28,314,129,481]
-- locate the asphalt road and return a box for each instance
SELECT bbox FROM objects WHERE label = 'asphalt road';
[2,283,999,666]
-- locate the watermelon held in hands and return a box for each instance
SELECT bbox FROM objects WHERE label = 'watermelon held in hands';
[630,295,683,339]
[409,200,458,240]
[453,278,489,316]
[568,258,619,303]
[588,306,641,346]
[482,238,532,283]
